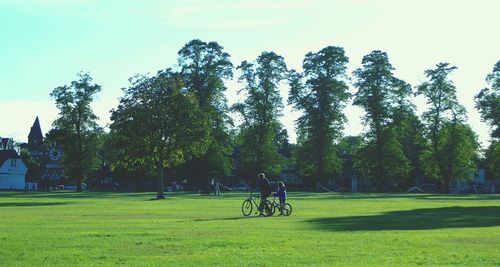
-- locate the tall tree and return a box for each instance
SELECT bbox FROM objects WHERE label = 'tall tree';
[288,46,351,186]
[177,39,234,186]
[109,70,209,199]
[417,63,477,192]
[50,73,102,192]
[232,52,288,180]
[352,50,411,190]
[475,60,500,179]
[390,79,426,186]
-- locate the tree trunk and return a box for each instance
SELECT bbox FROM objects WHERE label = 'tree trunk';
[443,174,450,193]
[374,123,385,192]
[444,117,458,194]
[76,176,82,192]
[157,159,165,199]
[76,119,83,193]
[317,164,323,192]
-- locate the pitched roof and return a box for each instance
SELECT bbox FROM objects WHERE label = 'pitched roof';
[28,116,43,139]
[0,150,20,166]
[1,138,10,150]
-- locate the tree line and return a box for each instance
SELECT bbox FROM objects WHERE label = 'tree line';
[46,39,499,197]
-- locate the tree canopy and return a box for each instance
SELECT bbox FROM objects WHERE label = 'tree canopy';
[232,52,288,180]
[352,50,411,190]
[417,63,477,192]
[109,69,209,199]
[475,60,500,139]
[39,41,494,194]
[475,60,500,179]
[176,39,234,185]
[288,46,351,185]
[49,73,102,192]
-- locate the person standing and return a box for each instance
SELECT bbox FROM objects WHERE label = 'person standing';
[215,180,221,196]
[257,173,272,213]
[211,178,221,196]
[273,182,287,214]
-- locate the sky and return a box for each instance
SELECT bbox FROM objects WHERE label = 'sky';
[0,0,499,148]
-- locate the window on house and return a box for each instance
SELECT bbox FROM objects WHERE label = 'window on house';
[11,159,16,167]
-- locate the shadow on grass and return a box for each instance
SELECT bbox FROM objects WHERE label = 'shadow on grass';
[307,206,500,231]
[0,202,70,207]
[1,191,499,202]
[0,191,154,199]
[288,192,500,201]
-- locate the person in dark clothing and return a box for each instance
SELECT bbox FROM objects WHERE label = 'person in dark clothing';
[257,173,272,213]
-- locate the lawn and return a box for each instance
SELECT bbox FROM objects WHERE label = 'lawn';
[0,192,499,266]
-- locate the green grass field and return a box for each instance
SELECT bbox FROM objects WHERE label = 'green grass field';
[1,192,499,266]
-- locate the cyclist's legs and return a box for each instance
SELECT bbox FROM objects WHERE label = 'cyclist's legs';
[279,198,285,213]
[259,196,268,212]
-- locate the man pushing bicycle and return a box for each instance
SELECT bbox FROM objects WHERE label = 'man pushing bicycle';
[257,173,272,214]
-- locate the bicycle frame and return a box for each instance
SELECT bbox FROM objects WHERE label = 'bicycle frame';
[246,192,264,211]
[270,196,292,216]
[242,191,272,216]
[271,196,284,211]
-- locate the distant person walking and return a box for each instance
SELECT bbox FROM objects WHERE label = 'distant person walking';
[211,178,222,196]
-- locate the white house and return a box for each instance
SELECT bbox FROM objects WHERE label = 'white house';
[0,150,27,190]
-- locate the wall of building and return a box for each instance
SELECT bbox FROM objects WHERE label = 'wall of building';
[0,175,25,189]
[0,158,27,190]
[0,159,27,175]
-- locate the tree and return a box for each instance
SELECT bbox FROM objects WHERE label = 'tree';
[20,149,42,182]
[352,50,411,190]
[420,122,479,186]
[417,63,478,192]
[355,126,412,190]
[288,46,351,186]
[475,60,500,179]
[176,39,234,186]
[232,52,288,180]
[390,79,426,186]
[109,70,209,199]
[50,73,102,192]
[484,141,500,180]
[336,136,364,183]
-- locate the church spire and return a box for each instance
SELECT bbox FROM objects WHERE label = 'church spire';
[28,116,43,140]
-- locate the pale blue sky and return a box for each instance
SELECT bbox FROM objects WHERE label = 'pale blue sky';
[1,0,499,147]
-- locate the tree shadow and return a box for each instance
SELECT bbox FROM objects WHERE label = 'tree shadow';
[290,193,500,201]
[307,206,500,231]
[0,192,153,199]
[0,202,70,207]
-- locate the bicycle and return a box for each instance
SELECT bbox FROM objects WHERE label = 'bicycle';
[241,191,273,217]
[269,196,292,216]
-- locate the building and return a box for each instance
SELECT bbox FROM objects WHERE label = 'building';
[28,117,44,162]
[0,149,27,190]
[1,137,15,151]
[27,117,64,183]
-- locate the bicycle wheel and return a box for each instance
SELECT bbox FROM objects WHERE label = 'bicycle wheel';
[270,203,277,216]
[283,203,292,216]
[262,200,273,217]
[241,199,253,216]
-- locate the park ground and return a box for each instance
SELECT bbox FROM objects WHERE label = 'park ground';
[0,192,499,266]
